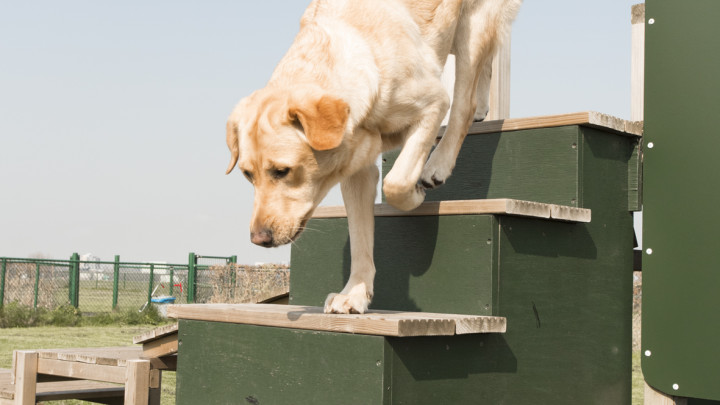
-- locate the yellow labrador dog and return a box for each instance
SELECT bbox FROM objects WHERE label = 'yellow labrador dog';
[226,0,522,314]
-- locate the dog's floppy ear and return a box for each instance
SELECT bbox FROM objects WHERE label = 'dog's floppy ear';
[289,94,349,151]
[225,115,240,174]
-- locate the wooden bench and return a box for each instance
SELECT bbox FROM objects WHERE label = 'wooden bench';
[1,368,124,405]
[4,346,162,405]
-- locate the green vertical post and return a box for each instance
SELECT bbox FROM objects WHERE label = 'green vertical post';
[230,256,237,300]
[147,263,155,308]
[169,268,175,296]
[69,253,80,308]
[34,262,40,309]
[188,252,197,303]
[0,258,7,308]
[112,255,120,310]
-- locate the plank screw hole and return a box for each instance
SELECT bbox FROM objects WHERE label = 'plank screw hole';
[644,350,652,357]
[673,384,679,390]
[647,142,654,149]
[646,248,653,255]
[648,18,655,24]
[376,361,382,367]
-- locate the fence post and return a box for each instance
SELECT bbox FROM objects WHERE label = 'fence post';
[230,256,237,300]
[0,258,6,308]
[34,262,40,309]
[112,255,120,310]
[169,268,175,296]
[69,253,80,308]
[147,264,155,309]
[188,252,197,303]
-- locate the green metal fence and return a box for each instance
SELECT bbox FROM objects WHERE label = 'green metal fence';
[0,254,290,315]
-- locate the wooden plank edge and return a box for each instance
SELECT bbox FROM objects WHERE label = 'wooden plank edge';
[314,199,591,223]
[632,3,645,25]
[465,111,642,137]
[133,323,179,345]
[169,304,507,336]
[168,305,404,336]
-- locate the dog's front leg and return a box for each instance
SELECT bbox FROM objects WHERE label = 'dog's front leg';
[324,164,379,314]
[383,94,450,211]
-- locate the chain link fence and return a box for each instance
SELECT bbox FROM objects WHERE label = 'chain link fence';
[0,254,290,316]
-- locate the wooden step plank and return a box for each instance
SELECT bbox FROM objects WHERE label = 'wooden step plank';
[36,359,127,384]
[36,347,143,367]
[141,334,178,359]
[0,369,124,401]
[466,111,643,137]
[167,303,506,337]
[314,199,591,223]
[133,323,178,345]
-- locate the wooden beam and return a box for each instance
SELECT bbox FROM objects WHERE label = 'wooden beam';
[36,359,126,385]
[141,333,178,359]
[467,111,643,137]
[488,36,512,120]
[124,360,150,405]
[313,199,591,223]
[168,303,506,337]
[632,4,645,122]
[12,351,37,405]
[133,323,178,345]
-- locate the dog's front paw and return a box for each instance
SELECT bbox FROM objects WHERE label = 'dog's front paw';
[324,292,370,314]
[383,180,426,211]
[420,152,453,190]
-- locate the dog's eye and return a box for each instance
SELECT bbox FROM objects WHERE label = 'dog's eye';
[271,167,290,179]
[243,170,254,182]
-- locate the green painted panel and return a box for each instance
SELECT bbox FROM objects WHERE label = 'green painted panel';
[386,334,516,404]
[494,216,632,404]
[382,126,582,207]
[291,215,498,315]
[176,320,390,405]
[643,0,720,401]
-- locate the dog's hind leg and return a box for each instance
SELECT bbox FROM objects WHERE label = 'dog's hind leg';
[420,0,518,189]
[324,163,379,314]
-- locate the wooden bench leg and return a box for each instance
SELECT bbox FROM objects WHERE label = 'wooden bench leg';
[149,370,162,405]
[13,351,38,405]
[124,359,150,405]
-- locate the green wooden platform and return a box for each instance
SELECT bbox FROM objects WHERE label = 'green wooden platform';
[174,113,640,404]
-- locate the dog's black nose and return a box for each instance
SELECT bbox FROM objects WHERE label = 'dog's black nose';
[251,229,274,247]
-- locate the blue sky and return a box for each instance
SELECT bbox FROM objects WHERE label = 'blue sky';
[0,1,641,264]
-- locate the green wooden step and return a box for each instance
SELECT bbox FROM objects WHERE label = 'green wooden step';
[382,112,642,210]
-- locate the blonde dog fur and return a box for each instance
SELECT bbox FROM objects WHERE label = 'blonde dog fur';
[226,0,522,314]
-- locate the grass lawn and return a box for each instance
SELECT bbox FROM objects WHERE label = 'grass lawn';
[0,325,176,405]
[1,324,645,404]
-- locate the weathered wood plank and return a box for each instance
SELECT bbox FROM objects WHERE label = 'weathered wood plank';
[141,334,178,359]
[124,360,150,405]
[466,111,642,137]
[314,199,590,223]
[13,351,37,405]
[36,347,142,367]
[36,358,126,384]
[167,303,506,337]
[5,369,119,401]
[133,323,178,345]
[631,4,645,121]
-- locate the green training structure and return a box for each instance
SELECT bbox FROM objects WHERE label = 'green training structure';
[642,0,720,403]
[174,112,641,404]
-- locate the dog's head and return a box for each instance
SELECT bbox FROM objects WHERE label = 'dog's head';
[226,86,350,247]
